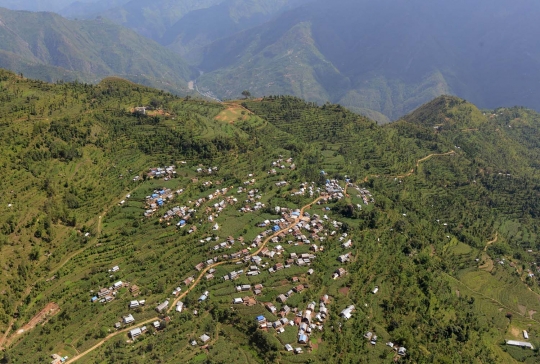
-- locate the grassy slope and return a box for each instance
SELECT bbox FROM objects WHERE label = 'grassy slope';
[2,76,540,363]
[0,7,194,94]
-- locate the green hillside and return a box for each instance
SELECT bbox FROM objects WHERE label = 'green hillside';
[98,0,225,41]
[161,0,309,64]
[0,7,194,94]
[1,72,540,363]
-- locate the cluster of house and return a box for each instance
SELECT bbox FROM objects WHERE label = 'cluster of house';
[272,157,295,170]
[325,179,345,199]
[355,187,374,205]
[144,188,183,217]
[50,354,69,364]
[296,296,330,344]
[196,166,218,174]
[232,284,264,305]
[211,236,243,252]
[90,280,127,304]
[164,205,193,224]
[242,174,256,185]
[146,165,177,180]
[254,294,331,351]
[290,182,319,197]
[238,187,264,213]
[365,333,407,357]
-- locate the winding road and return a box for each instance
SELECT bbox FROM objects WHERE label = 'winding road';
[66,194,324,363]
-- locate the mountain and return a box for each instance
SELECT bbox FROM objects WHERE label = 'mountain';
[196,0,540,123]
[0,7,193,93]
[161,0,310,64]
[0,0,90,12]
[97,0,225,41]
[2,71,540,363]
[58,0,130,18]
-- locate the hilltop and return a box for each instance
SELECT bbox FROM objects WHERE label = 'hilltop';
[0,7,193,94]
[1,73,540,363]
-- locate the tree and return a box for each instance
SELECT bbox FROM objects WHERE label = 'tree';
[241,90,251,99]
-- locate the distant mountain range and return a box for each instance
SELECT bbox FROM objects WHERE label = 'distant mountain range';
[0,0,539,122]
[195,0,540,123]
[0,7,193,93]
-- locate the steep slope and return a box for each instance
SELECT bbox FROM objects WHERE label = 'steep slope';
[98,0,225,41]
[3,73,540,363]
[0,7,193,93]
[197,0,540,123]
[0,0,82,12]
[161,0,309,64]
[58,0,130,18]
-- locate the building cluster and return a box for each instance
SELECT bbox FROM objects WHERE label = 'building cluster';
[144,188,183,217]
[90,280,127,304]
[146,165,177,180]
[355,187,374,205]
[196,166,218,174]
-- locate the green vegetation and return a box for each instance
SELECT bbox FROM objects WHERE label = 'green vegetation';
[196,0,540,122]
[0,7,193,95]
[1,72,540,363]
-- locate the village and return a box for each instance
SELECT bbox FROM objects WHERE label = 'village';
[67,154,413,363]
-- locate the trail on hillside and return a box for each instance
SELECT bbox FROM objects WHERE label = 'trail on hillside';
[3,303,60,348]
[168,195,324,313]
[484,233,498,252]
[65,317,158,363]
[0,186,141,351]
[362,150,455,182]
[66,194,324,362]
[444,273,540,325]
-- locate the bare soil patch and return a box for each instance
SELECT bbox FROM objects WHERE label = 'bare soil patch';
[509,326,520,338]
[339,287,350,296]
[17,302,60,335]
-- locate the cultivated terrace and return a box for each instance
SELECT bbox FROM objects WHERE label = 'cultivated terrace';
[1,71,540,363]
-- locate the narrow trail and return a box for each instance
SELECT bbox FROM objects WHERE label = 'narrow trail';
[65,317,158,363]
[168,195,324,313]
[0,186,141,351]
[65,194,324,363]
[444,273,540,326]
[484,233,498,252]
[362,150,455,182]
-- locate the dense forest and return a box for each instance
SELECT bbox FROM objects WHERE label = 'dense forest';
[1,71,540,363]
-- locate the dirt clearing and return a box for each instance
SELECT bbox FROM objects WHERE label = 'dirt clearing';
[17,302,60,335]
[215,103,252,123]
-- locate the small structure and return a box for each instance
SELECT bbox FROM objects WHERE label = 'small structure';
[398,347,407,356]
[200,334,211,343]
[156,300,169,313]
[340,305,355,320]
[505,340,534,349]
[284,344,293,352]
[123,314,135,325]
[130,327,142,339]
[372,286,379,294]
[523,330,529,339]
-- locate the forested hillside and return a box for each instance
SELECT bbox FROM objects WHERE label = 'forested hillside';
[197,0,540,123]
[0,7,193,94]
[1,72,540,363]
